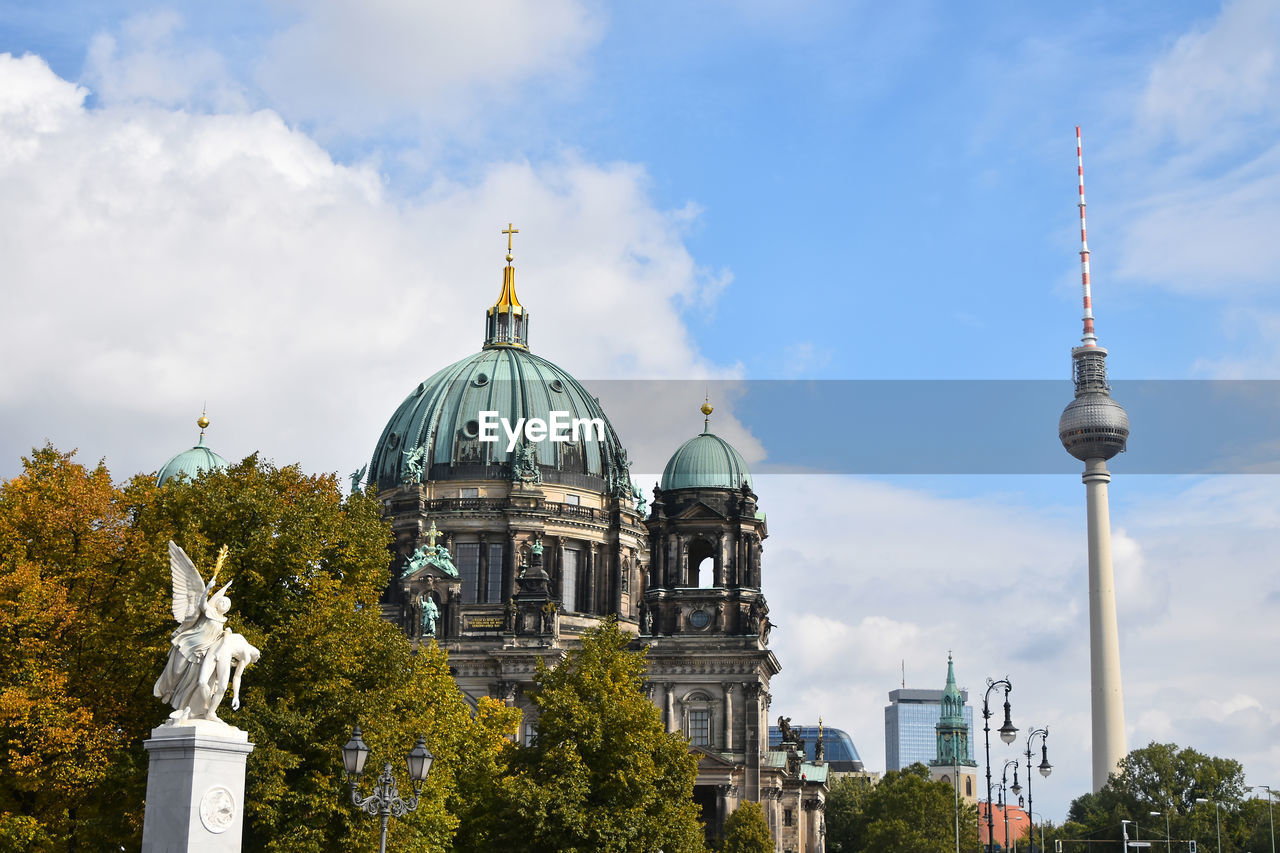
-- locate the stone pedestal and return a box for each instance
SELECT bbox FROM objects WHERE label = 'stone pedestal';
[142,720,255,852]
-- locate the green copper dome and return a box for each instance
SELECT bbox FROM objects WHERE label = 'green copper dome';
[157,435,229,486]
[660,428,753,491]
[368,346,631,491]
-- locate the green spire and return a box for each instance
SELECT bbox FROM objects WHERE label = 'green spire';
[940,652,965,725]
[932,652,977,768]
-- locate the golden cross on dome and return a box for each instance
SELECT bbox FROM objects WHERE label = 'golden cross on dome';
[426,520,441,549]
[502,223,519,254]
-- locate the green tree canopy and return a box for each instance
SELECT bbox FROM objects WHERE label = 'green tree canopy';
[719,800,772,853]
[479,618,706,853]
[1046,742,1264,853]
[0,446,518,852]
[826,763,977,853]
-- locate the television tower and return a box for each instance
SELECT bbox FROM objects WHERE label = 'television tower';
[1058,126,1130,792]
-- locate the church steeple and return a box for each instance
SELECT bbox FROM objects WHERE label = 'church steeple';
[484,223,529,350]
[932,653,976,770]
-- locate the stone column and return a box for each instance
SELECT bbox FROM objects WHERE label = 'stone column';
[714,532,725,587]
[478,533,490,604]
[665,683,677,734]
[721,682,735,752]
[504,532,518,602]
[584,544,596,614]
[142,721,255,852]
[742,682,761,800]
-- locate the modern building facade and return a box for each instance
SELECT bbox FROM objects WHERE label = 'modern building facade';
[884,684,975,772]
[364,235,826,849]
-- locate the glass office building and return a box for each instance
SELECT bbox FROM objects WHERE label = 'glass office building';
[884,688,975,771]
[768,725,864,772]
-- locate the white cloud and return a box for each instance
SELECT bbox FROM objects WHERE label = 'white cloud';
[83,11,248,111]
[0,53,727,483]
[256,0,602,135]
[1118,0,1280,294]
[1140,0,1280,149]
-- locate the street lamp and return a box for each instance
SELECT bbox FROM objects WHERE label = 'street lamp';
[341,724,434,853]
[1023,727,1051,853]
[1000,759,1021,852]
[1195,797,1222,853]
[1149,809,1171,853]
[983,678,1017,852]
[1245,785,1276,853]
[1030,810,1048,853]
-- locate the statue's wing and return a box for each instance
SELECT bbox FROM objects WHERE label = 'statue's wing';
[169,540,206,623]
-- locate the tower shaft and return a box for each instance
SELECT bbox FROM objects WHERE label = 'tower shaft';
[1084,458,1126,790]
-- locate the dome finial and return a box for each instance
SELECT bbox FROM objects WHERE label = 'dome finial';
[197,407,210,444]
[701,394,713,433]
[484,223,529,350]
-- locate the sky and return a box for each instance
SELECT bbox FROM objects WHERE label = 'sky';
[3,0,1280,824]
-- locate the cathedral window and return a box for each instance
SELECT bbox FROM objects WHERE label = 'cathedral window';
[457,543,480,604]
[965,777,973,797]
[784,809,793,827]
[687,537,716,588]
[486,543,504,602]
[562,548,580,612]
[688,709,710,746]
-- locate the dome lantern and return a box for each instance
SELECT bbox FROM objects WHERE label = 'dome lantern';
[484,223,529,350]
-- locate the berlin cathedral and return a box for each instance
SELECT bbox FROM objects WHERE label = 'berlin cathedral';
[360,231,827,850]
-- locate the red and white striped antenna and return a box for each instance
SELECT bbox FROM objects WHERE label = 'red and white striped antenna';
[1076,126,1098,347]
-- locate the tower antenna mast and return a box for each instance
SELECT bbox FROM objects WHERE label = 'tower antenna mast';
[1077,126,1098,347]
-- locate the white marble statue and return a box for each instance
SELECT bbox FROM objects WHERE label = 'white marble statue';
[154,541,261,725]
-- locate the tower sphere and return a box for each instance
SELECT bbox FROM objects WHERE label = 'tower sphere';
[1058,393,1129,461]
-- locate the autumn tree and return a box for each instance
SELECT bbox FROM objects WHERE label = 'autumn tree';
[0,447,518,852]
[719,800,772,853]
[478,618,706,853]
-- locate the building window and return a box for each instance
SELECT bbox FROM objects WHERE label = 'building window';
[688,709,710,746]
[784,809,793,827]
[487,543,504,603]
[564,493,580,505]
[965,777,973,797]
[457,543,480,604]
[562,548,580,612]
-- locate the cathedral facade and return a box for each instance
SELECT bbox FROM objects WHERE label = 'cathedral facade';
[364,237,825,848]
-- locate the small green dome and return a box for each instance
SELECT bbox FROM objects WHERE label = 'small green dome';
[660,429,753,491]
[157,435,229,486]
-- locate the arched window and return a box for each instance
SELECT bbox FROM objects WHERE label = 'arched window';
[681,690,718,747]
[965,777,973,797]
[686,537,715,588]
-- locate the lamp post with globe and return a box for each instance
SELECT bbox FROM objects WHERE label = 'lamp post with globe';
[1246,785,1276,853]
[982,678,1018,852]
[1022,727,1051,853]
[341,724,433,853]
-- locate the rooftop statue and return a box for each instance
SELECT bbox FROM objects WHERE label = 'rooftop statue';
[154,541,261,726]
[402,521,459,578]
[401,445,427,484]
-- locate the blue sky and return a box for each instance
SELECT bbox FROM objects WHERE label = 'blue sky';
[3,0,1280,822]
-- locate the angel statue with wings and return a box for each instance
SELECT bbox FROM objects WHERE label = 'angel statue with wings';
[153,541,261,725]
